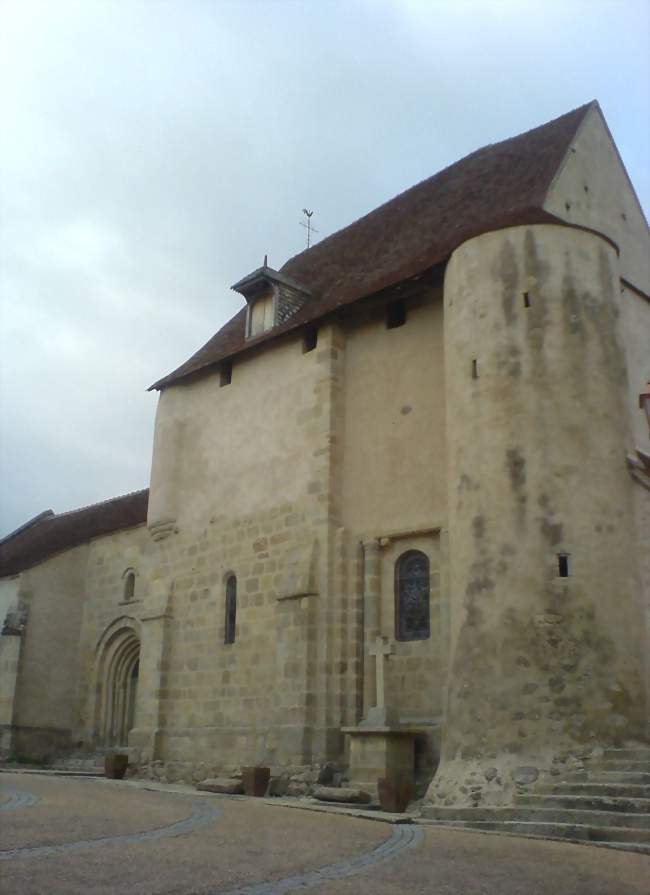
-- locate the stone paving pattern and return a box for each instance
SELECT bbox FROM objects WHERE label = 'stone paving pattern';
[0,786,40,812]
[0,774,648,895]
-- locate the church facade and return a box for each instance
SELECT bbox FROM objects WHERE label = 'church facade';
[1,102,649,807]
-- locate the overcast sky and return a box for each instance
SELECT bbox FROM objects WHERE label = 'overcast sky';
[1,0,648,537]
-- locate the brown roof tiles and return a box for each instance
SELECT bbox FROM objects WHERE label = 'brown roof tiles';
[150,102,595,391]
[0,489,149,578]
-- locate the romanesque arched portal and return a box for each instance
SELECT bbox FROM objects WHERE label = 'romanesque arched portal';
[93,618,141,749]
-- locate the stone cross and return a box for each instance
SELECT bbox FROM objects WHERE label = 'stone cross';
[368,635,393,711]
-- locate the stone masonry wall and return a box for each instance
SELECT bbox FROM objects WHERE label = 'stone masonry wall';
[125,323,364,783]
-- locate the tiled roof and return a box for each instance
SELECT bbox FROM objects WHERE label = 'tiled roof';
[150,102,595,391]
[0,489,149,578]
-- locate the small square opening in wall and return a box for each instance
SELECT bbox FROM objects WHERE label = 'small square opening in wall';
[386,300,406,329]
[220,361,232,387]
[302,327,318,353]
[557,553,570,577]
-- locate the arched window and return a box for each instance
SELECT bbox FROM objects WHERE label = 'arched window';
[224,574,237,644]
[395,551,430,641]
[123,570,136,602]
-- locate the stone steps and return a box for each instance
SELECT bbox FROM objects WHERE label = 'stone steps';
[591,760,650,773]
[420,806,650,829]
[599,841,650,855]
[534,782,650,799]
[425,819,650,852]
[603,748,650,762]
[516,793,650,813]
[564,771,650,785]
[422,744,650,852]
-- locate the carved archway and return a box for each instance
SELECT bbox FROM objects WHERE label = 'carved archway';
[93,617,141,748]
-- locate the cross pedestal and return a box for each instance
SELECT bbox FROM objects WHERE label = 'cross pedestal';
[341,635,417,797]
[341,725,418,798]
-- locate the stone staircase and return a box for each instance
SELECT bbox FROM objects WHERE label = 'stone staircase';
[420,747,650,854]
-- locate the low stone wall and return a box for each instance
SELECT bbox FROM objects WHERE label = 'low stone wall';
[137,759,348,796]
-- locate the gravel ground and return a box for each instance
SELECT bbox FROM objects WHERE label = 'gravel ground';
[0,772,648,895]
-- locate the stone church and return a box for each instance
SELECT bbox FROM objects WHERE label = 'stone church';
[1,101,649,808]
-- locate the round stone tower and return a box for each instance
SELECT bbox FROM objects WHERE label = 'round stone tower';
[429,223,647,806]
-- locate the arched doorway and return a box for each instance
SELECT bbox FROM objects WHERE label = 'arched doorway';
[93,619,141,748]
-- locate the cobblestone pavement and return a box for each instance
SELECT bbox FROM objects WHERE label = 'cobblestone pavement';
[0,773,648,895]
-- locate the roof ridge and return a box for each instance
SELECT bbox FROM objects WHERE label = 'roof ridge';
[150,101,598,392]
[280,101,595,274]
[0,510,55,545]
[0,489,150,577]
[53,487,150,520]
[1,488,150,543]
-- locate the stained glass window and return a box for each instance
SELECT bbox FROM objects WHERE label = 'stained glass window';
[395,551,430,641]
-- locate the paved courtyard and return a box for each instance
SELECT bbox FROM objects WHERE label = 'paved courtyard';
[0,772,648,895]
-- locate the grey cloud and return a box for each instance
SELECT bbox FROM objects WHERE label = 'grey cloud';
[1,0,648,535]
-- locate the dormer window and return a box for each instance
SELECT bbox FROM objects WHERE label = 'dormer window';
[249,291,275,337]
[231,262,312,341]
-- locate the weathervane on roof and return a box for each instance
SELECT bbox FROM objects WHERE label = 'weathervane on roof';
[300,209,318,249]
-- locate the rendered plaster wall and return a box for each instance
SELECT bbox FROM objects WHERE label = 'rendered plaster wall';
[617,286,650,454]
[10,547,88,759]
[544,104,650,294]
[340,291,449,769]
[431,224,647,807]
[141,325,359,782]
[0,576,19,628]
[340,289,447,536]
[149,333,326,533]
[378,534,444,727]
[633,484,650,739]
[616,284,650,732]
[546,107,650,739]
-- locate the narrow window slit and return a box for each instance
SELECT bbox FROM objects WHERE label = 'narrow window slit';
[224,575,237,644]
[557,554,570,578]
[471,358,478,379]
[386,300,406,329]
[220,361,232,387]
[523,292,531,308]
[302,327,318,353]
